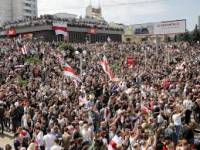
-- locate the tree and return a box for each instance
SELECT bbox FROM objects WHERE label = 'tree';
[174,35,177,42]
[176,30,192,42]
[192,25,200,42]
[59,42,75,58]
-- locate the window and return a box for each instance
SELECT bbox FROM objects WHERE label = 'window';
[24,9,32,14]
[24,3,31,7]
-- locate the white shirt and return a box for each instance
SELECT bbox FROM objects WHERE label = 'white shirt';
[50,144,62,150]
[157,114,164,124]
[36,131,44,146]
[172,113,182,126]
[183,99,193,111]
[80,127,92,142]
[43,133,56,150]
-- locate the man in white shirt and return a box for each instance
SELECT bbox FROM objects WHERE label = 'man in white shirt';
[43,128,56,150]
[50,139,62,150]
[183,96,193,124]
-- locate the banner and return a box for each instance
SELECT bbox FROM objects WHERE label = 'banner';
[127,57,136,69]
[132,19,186,35]
[154,20,186,35]
[7,28,16,36]
[52,23,68,37]
[88,27,97,34]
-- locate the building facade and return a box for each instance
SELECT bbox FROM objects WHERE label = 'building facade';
[0,23,123,43]
[86,5,103,20]
[0,0,12,27]
[198,16,200,29]
[0,0,37,26]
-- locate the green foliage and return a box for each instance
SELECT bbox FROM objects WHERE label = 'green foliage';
[26,56,42,65]
[59,42,75,58]
[192,25,200,42]
[175,26,200,42]
[18,79,28,87]
[110,62,120,73]
[177,31,192,42]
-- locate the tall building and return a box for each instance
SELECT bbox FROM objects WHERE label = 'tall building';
[0,0,37,27]
[0,0,12,27]
[198,16,200,29]
[86,5,103,20]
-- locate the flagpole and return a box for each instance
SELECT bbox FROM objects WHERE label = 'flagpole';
[56,35,58,42]
[167,48,170,64]
[80,55,83,76]
[156,35,159,58]
[145,48,147,71]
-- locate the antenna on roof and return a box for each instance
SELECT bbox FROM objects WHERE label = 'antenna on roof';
[98,0,101,8]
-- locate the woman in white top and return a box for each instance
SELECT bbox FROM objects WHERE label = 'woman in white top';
[172,106,185,139]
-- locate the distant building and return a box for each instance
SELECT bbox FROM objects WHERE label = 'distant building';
[86,5,103,20]
[53,13,77,20]
[198,16,200,29]
[0,0,37,26]
[0,0,12,27]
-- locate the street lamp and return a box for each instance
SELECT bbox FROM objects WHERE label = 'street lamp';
[75,47,87,76]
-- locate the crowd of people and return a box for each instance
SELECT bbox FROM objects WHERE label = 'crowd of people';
[0,38,200,150]
[1,15,122,31]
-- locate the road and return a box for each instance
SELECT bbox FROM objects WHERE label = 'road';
[0,132,13,148]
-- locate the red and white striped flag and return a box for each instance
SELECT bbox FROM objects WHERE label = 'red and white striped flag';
[99,56,115,81]
[21,45,28,55]
[52,23,68,37]
[63,64,81,82]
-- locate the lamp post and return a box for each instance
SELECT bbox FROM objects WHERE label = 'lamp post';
[75,48,87,76]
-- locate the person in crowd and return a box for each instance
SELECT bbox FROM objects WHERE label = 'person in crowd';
[0,101,5,134]
[0,38,199,149]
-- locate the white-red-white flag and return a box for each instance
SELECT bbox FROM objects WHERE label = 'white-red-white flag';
[21,45,28,55]
[63,64,81,82]
[52,23,68,37]
[99,56,115,80]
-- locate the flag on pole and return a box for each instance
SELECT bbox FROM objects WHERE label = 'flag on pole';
[52,23,68,37]
[63,64,81,82]
[99,56,115,80]
[21,45,28,55]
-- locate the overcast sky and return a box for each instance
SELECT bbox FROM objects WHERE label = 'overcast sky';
[38,0,200,30]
